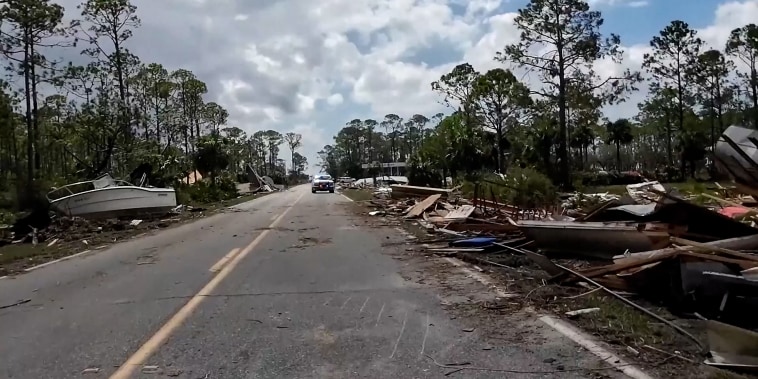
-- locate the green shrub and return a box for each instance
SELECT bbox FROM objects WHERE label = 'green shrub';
[176,175,240,204]
[0,209,15,225]
[462,167,557,209]
[174,184,192,205]
[500,167,557,208]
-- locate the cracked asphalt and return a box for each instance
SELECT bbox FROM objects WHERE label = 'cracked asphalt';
[0,184,627,378]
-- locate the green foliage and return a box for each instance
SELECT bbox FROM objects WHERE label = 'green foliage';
[606,118,634,169]
[462,168,557,209]
[498,0,641,189]
[0,0,301,212]
[177,175,239,204]
[575,170,645,186]
[0,209,15,226]
[193,134,231,180]
[471,68,532,172]
[725,24,758,129]
[317,1,758,201]
[406,159,444,187]
[499,167,557,208]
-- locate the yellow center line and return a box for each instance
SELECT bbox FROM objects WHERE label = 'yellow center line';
[109,191,305,379]
[208,248,241,273]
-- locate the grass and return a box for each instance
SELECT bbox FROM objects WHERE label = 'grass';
[577,294,662,344]
[705,369,754,379]
[587,181,734,196]
[213,191,271,207]
[341,189,374,202]
[0,190,274,276]
[0,244,67,266]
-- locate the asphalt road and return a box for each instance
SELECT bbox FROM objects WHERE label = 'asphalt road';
[0,185,624,378]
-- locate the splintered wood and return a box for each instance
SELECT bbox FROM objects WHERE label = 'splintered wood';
[444,205,475,220]
[566,234,758,290]
[404,194,441,218]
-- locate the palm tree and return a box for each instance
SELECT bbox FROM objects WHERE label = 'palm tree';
[606,119,634,170]
[571,124,595,170]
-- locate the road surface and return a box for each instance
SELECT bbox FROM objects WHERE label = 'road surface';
[0,185,625,378]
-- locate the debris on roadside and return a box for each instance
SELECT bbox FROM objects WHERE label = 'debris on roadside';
[357,175,758,374]
[565,307,600,318]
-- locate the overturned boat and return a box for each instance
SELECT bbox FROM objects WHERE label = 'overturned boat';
[516,220,672,259]
[714,125,758,197]
[47,174,177,219]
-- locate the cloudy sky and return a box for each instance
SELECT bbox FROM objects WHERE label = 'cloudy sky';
[56,0,758,170]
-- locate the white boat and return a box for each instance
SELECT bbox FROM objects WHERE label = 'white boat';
[47,174,177,219]
[714,125,758,187]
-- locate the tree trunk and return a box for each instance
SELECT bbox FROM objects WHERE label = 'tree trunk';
[23,30,34,195]
[495,126,503,174]
[556,42,570,190]
[29,43,41,173]
[751,65,758,129]
[665,110,673,166]
[710,101,716,153]
[155,97,161,152]
[615,142,621,170]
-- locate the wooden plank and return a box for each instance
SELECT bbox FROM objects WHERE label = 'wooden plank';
[444,205,476,220]
[445,222,519,233]
[700,193,758,216]
[390,184,451,198]
[679,251,758,270]
[613,234,758,262]
[593,276,632,291]
[576,250,680,280]
[404,194,441,218]
[671,237,758,263]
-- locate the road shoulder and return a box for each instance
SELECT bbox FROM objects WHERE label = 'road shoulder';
[344,199,641,378]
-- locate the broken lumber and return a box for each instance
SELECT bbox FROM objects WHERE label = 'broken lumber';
[444,205,475,220]
[404,194,441,218]
[670,236,758,263]
[578,250,680,280]
[613,234,758,263]
[390,184,452,199]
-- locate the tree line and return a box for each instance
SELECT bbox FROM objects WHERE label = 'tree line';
[0,0,306,210]
[319,0,758,190]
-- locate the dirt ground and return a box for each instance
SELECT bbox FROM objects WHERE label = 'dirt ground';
[343,196,755,379]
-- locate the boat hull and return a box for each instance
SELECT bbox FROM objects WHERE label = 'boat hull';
[50,187,176,219]
[714,125,758,187]
[517,220,671,259]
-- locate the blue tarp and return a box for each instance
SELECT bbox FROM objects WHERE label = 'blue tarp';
[450,237,497,248]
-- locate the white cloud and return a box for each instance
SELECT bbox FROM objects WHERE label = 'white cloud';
[463,0,505,19]
[699,0,758,47]
[45,0,758,167]
[326,93,344,106]
[588,0,649,6]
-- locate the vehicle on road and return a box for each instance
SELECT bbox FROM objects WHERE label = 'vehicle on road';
[312,174,335,193]
[337,176,355,186]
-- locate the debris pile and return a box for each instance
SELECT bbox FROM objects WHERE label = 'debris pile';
[246,164,278,192]
[1,205,204,247]
[365,180,758,373]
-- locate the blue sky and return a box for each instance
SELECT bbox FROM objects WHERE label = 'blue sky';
[595,0,720,44]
